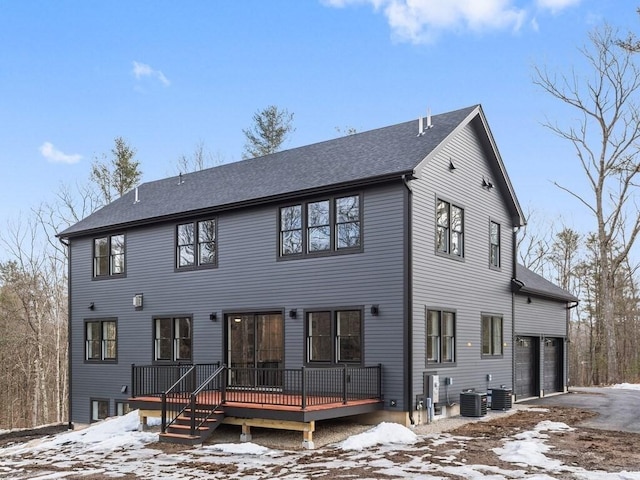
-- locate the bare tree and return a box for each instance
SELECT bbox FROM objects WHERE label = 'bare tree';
[176,141,224,173]
[242,106,295,159]
[534,25,640,383]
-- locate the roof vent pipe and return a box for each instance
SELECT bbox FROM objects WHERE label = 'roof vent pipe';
[426,108,433,129]
[134,186,140,204]
[418,116,423,135]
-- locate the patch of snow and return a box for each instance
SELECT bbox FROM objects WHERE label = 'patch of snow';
[204,442,271,455]
[340,422,417,451]
[610,383,640,391]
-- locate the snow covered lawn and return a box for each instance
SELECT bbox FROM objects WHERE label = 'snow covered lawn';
[1,398,640,479]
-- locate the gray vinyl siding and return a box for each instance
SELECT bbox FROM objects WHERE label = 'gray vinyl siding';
[411,122,515,406]
[514,294,567,337]
[69,183,407,423]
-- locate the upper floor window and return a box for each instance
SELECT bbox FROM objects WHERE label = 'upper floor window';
[481,314,503,357]
[93,234,125,277]
[280,194,361,258]
[426,309,455,364]
[176,219,216,269]
[490,221,500,269]
[436,199,464,258]
[85,319,117,362]
[306,309,362,364]
[154,317,192,362]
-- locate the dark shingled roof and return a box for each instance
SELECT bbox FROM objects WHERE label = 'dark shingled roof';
[59,105,517,238]
[515,264,579,303]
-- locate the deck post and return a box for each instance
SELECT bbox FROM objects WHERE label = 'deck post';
[221,364,227,404]
[161,392,167,433]
[189,393,196,436]
[377,363,382,398]
[301,366,307,410]
[130,364,135,398]
[342,364,348,404]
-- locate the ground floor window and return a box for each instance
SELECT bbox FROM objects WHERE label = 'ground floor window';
[154,317,192,362]
[91,399,109,422]
[85,319,117,362]
[306,308,362,364]
[116,402,131,416]
[426,309,456,364]
[482,314,503,357]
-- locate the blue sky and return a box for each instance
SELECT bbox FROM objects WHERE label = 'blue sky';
[0,0,634,245]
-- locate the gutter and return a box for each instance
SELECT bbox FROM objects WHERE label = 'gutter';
[402,174,414,425]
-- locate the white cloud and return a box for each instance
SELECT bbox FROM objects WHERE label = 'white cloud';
[536,0,581,14]
[324,0,580,43]
[132,61,170,87]
[39,142,82,164]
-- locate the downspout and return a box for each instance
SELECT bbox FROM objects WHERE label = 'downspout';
[511,225,520,395]
[402,174,414,425]
[59,236,73,430]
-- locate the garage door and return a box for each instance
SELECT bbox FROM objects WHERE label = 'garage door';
[543,338,562,393]
[515,336,538,399]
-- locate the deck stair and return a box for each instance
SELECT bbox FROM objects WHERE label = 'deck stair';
[158,363,227,446]
[159,407,225,445]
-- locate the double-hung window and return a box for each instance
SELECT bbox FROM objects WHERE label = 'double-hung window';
[176,219,216,269]
[306,309,362,364]
[154,317,192,362]
[93,234,125,277]
[426,309,455,364]
[85,319,117,362]
[482,314,503,357]
[279,194,361,258]
[436,199,464,258]
[490,221,500,269]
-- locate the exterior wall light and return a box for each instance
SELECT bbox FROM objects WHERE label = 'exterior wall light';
[133,293,143,310]
[370,305,379,316]
[209,313,217,322]
[289,309,297,319]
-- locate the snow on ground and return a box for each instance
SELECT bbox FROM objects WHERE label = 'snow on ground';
[340,421,417,451]
[609,383,640,391]
[1,410,639,479]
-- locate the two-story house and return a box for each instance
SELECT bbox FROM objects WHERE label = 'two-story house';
[58,105,576,447]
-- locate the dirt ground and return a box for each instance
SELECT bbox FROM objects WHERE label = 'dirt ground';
[2,407,640,479]
[449,407,640,473]
[0,423,68,448]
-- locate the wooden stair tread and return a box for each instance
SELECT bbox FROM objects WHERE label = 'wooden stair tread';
[168,424,210,431]
[159,432,201,440]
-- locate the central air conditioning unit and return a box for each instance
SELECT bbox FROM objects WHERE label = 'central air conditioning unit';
[460,390,487,417]
[490,387,513,411]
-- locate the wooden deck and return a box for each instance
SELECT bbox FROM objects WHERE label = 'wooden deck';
[130,390,383,422]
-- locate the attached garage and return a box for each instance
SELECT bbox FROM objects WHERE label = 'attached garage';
[515,336,538,399]
[513,265,578,401]
[543,337,563,394]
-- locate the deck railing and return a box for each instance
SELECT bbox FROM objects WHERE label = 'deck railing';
[132,363,382,410]
[131,363,220,397]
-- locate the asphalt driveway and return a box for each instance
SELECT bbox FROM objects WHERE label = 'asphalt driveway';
[523,386,640,433]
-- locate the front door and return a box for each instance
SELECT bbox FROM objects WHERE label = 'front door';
[227,313,284,388]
